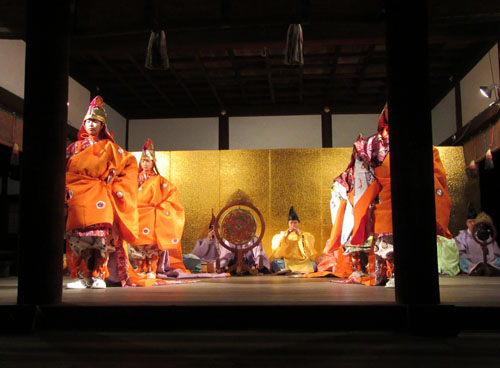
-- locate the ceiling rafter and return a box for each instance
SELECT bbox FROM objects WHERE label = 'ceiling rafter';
[263,48,276,104]
[221,0,231,26]
[324,45,342,107]
[430,41,496,108]
[227,48,248,105]
[2,2,496,118]
[127,54,174,107]
[195,53,225,110]
[123,102,381,120]
[298,65,304,105]
[169,63,200,110]
[94,54,152,109]
[355,45,375,96]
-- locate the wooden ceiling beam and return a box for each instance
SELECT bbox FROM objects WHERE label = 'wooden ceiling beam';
[68,17,500,58]
[195,53,225,110]
[145,52,375,65]
[227,48,248,105]
[430,41,496,108]
[94,54,152,110]
[263,48,276,104]
[127,54,174,107]
[70,22,387,55]
[298,65,304,105]
[6,1,500,41]
[0,31,24,39]
[71,65,387,80]
[220,0,231,26]
[169,63,200,110]
[355,45,375,96]
[124,103,382,120]
[324,45,341,107]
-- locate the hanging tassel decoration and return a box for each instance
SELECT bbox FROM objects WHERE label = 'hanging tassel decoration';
[9,113,20,180]
[284,24,304,65]
[145,30,169,70]
[10,142,19,165]
[484,127,494,170]
[484,148,494,169]
[466,159,478,178]
[466,139,479,178]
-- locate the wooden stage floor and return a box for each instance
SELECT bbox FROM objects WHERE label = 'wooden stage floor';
[1,275,500,334]
[1,275,500,306]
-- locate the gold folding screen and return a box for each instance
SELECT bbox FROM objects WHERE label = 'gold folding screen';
[133,147,478,258]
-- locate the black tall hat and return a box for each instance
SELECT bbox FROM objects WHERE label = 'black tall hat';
[288,206,300,222]
[467,203,478,220]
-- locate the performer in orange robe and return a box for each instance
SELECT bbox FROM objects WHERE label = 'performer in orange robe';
[129,138,187,276]
[312,104,453,286]
[65,96,139,289]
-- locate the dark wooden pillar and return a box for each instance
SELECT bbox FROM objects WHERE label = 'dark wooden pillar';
[454,83,463,133]
[321,108,333,148]
[385,1,440,305]
[0,172,7,242]
[125,118,130,151]
[219,111,229,150]
[17,1,70,304]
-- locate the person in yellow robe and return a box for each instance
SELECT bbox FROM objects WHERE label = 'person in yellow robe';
[271,206,318,273]
[65,96,139,289]
[129,138,187,277]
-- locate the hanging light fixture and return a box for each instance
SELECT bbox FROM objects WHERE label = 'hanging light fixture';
[284,24,304,65]
[479,49,500,100]
[145,30,169,70]
[479,83,500,99]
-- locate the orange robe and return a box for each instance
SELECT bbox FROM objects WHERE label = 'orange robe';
[432,148,453,239]
[372,148,453,238]
[312,147,453,282]
[66,139,139,241]
[65,139,139,280]
[130,174,187,271]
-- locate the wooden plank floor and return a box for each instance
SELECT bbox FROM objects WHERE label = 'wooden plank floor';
[1,330,500,368]
[1,275,500,334]
[1,275,500,306]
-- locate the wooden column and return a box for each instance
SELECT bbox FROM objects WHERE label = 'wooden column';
[321,108,333,148]
[454,83,463,133]
[385,1,440,305]
[0,165,7,242]
[0,171,8,276]
[125,118,130,151]
[17,1,70,304]
[219,112,229,150]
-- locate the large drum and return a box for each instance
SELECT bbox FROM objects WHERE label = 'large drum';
[214,202,265,275]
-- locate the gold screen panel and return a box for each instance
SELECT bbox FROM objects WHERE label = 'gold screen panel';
[169,150,220,253]
[436,147,480,236]
[218,149,271,251]
[132,146,474,255]
[269,149,323,256]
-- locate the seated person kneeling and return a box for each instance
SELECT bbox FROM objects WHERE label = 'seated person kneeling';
[189,212,271,274]
[271,206,318,273]
[455,206,500,275]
